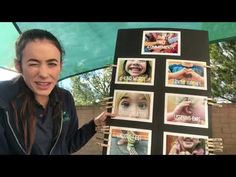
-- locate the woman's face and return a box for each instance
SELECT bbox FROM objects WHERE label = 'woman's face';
[17,39,62,101]
[125,60,147,77]
[117,92,149,119]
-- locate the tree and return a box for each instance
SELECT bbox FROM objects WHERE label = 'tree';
[209,41,236,103]
[70,41,236,105]
[71,67,112,106]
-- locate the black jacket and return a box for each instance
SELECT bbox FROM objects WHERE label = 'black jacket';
[0,76,96,155]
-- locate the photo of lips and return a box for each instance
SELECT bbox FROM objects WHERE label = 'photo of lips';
[128,63,145,77]
[115,58,155,85]
[163,132,208,155]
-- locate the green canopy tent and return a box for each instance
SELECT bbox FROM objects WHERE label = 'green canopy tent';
[1,22,236,81]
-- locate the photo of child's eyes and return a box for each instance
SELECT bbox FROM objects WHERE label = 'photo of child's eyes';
[112,90,153,123]
[118,93,149,119]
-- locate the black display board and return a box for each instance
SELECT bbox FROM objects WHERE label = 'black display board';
[104,28,211,155]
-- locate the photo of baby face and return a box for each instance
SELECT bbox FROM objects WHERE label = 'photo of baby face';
[163,132,208,155]
[112,90,153,122]
[115,58,155,85]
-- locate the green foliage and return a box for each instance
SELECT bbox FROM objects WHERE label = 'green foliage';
[209,41,236,103]
[71,41,236,104]
[71,67,112,106]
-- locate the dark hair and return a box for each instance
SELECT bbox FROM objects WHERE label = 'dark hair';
[15,29,65,63]
[12,29,64,154]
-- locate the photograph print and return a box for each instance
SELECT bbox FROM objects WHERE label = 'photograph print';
[112,89,154,123]
[141,30,180,56]
[163,132,208,155]
[115,58,155,85]
[164,93,208,128]
[166,59,207,90]
[107,126,152,155]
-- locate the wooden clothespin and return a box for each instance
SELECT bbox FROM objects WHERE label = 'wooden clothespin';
[205,98,216,102]
[106,101,113,105]
[206,138,223,155]
[99,101,113,106]
[96,128,110,134]
[96,142,109,147]
[102,125,110,129]
[105,64,117,68]
[203,64,211,68]
[96,126,110,132]
[103,97,113,101]
[207,102,223,107]
[96,136,109,142]
[207,138,223,142]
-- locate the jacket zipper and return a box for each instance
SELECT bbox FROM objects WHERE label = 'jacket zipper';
[6,111,27,154]
[49,112,63,155]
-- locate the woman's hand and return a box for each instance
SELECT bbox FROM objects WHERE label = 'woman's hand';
[94,111,115,126]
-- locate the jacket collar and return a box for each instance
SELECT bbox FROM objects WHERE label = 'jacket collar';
[0,76,61,109]
[0,76,22,109]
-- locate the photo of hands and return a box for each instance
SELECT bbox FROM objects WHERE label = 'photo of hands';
[166,59,207,90]
[164,93,208,128]
[142,31,180,56]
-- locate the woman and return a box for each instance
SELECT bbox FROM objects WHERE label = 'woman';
[0,29,112,155]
